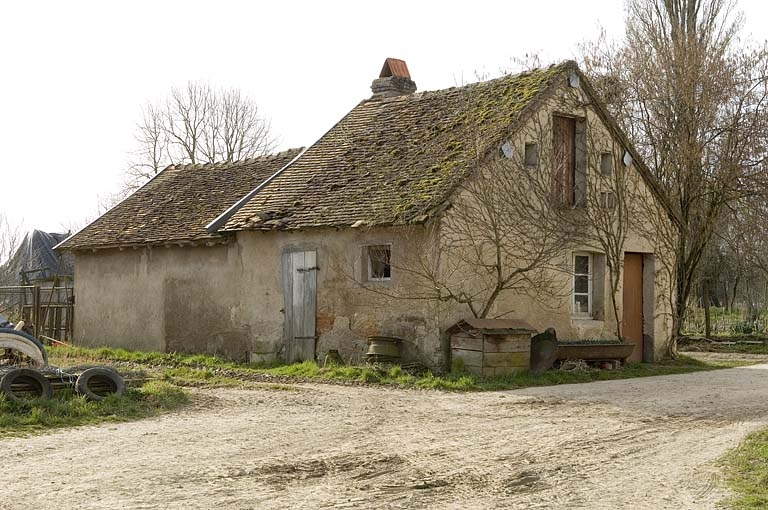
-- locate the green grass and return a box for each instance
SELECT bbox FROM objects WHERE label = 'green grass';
[702,342,768,355]
[722,428,768,509]
[48,345,743,392]
[161,367,243,387]
[0,380,189,438]
[49,345,248,369]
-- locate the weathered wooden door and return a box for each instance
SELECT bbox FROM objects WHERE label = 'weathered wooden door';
[622,253,644,363]
[282,250,318,362]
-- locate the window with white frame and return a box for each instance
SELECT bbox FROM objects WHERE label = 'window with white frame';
[573,253,592,317]
[366,245,391,281]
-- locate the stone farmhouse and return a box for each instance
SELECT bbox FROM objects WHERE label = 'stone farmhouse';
[58,59,673,367]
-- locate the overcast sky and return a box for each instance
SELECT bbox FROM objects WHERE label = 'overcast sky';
[1,0,767,234]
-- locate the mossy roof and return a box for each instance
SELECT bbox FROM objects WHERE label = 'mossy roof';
[58,149,302,250]
[218,62,575,232]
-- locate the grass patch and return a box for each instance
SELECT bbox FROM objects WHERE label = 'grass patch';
[0,380,189,438]
[47,346,742,393]
[703,342,768,355]
[161,367,242,387]
[258,355,742,391]
[49,345,246,369]
[722,428,768,509]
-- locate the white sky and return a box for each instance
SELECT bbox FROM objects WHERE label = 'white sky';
[1,0,766,234]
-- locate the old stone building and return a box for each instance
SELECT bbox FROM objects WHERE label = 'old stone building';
[59,59,674,367]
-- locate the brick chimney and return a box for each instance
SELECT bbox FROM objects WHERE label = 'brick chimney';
[371,58,417,99]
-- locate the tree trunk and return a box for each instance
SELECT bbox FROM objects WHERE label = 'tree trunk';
[730,276,739,311]
[703,280,711,339]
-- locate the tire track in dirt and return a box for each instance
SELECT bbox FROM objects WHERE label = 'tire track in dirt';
[1,364,767,509]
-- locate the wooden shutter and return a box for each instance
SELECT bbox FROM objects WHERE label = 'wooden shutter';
[553,116,576,205]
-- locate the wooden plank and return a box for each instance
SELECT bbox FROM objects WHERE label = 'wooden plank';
[483,352,530,368]
[482,334,531,353]
[462,365,483,376]
[281,251,294,362]
[450,334,483,352]
[574,118,587,207]
[452,348,483,367]
[301,250,317,361]
[285,250,317,362]
[622,253,644,363]
[486,366,527,376]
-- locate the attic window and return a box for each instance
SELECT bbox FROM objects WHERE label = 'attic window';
[600,152,613,176]
[525,143,539,167]
[366,245,391,281]
[622,151,633,167]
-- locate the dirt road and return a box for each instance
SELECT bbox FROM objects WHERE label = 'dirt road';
[2,361,768,509]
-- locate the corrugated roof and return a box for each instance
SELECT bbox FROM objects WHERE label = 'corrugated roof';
[221,62,571,232]
[58,149,303,251]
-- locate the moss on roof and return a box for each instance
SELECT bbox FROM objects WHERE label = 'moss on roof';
[59,149,303,250]
[222,62,573,231]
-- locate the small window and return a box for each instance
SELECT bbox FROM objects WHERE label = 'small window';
[600,152,613,176]
[524,143,539,167]
[366,245,391,281]
[573,253,592,317]
[600,191,617,209]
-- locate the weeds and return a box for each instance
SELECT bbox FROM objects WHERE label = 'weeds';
[47,346,742,393]
[722,428,768,509]
[0,381,189,438]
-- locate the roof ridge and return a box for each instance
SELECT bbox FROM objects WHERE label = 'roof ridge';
[360,60,576,105]
[168,147,306,171]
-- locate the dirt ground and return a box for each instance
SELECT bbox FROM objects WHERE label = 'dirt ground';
[3,358,768,510]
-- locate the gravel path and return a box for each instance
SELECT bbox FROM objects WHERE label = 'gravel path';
[2,363,768,509]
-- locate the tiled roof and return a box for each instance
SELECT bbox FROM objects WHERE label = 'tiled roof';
[219,62,573,232]
[58,149,302,250]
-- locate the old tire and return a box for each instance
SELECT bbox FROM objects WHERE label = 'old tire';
[75,367,125,401]
[0,368,53,401]
[0,328,48,367]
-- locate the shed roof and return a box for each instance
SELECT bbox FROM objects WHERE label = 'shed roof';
[58,148,302,251]
[448,318,537,334]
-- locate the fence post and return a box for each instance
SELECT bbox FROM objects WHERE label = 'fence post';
[33,286,41,336]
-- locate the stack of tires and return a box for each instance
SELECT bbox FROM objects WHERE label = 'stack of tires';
[0,328,125,402]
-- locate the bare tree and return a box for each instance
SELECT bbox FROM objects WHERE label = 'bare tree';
[0,213,23,285]
[582,0,768,357]
[579,148,640,339]
[125,82,277,191]
[349,96,595,321]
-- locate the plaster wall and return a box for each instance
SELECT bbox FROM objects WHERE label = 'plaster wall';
[73,227,445,364]
[435,77,675,359]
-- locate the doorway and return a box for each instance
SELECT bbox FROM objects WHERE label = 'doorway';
[622,253,644,363]
[282,250,318,362]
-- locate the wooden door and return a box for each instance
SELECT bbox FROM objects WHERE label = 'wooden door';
[282,250,318,362]
[622,253,644,363]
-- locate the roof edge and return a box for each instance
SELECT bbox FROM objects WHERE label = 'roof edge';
[54,163,177,252]
[573,67,681,227]
[213,99,369,233]
[205,149,307,233]
[65,235,234,253]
